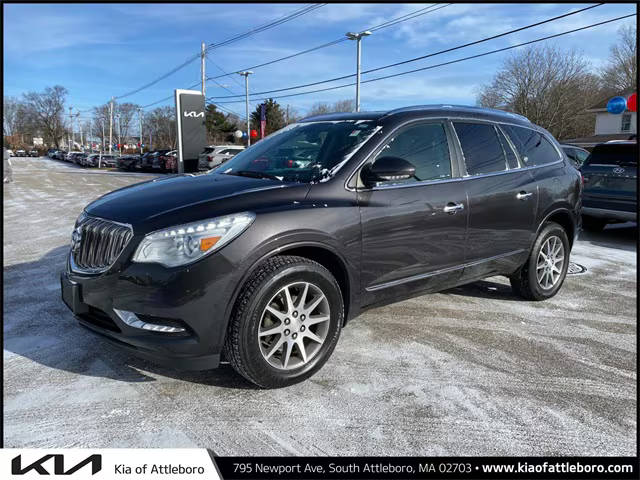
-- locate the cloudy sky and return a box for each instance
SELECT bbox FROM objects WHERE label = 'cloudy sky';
[3,3,636,119]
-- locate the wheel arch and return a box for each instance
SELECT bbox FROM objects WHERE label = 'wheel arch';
[537,207,577,249]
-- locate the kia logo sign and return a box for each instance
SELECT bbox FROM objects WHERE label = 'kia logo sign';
[12,454,102,475]
[184,111,204,118]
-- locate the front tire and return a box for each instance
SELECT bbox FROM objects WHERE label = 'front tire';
[224,255,343,388]
[510,221,570,301]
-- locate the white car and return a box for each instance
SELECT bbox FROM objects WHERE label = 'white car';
[198,145,244,170]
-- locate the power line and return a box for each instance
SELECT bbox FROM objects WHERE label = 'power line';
[113,4,325,101]
[206,4,326,52]
[206,3,452,81]
[208,3,604,100]
[211,13,636,105]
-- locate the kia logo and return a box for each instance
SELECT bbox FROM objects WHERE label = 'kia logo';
[613,167,625,174]
[12,454,102,475]
[184,111,204,118]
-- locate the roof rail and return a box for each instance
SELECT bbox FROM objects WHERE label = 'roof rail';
[383,104,532,123]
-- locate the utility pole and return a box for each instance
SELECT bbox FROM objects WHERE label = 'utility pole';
[238,71,253,146]
[116,114,122,155]
[109,97,114,154]
[201,42,206,96]
[77,113,83,151]
[68,106,73,150]
[346,30,372,112]
[138,108,143,155]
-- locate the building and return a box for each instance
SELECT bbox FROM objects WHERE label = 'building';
[563,90,636,149]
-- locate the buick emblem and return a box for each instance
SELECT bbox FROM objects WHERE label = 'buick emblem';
[613,167,625,174]
[71,226,83,252]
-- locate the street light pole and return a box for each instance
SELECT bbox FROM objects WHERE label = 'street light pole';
[238,71,253,146]
[68,106,73,150]
[201,42,206,96]
[346,30,372,112]
[116,114,122,155]
[109,97,114,154]
[138,108,143,155]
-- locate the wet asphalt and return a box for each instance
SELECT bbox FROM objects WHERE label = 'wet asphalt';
[3,157,636,454]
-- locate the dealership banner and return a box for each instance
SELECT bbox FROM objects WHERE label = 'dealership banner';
[0,449,220,479]
[175,89,207,174]
[3,451,636,479]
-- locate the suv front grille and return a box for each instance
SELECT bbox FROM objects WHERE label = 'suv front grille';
[71,216,133,273]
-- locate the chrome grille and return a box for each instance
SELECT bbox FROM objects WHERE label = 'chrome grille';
[71,216,133,273]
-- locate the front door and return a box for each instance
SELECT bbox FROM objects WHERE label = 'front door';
[357,120,468,307]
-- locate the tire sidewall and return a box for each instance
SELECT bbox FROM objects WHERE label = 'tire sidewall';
[527,223,570,299]
[237,263,343,387]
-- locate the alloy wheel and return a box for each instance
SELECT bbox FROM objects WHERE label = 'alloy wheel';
[536,235,565,289]
[258,282,330,370]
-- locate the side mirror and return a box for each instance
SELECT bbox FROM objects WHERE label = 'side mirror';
[361,156,416,187]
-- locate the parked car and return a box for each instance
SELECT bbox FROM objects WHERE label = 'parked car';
[69,152,86,165]
[117,155,140,171]
[29,150,39,157]
[152,150,177,172]
[53,150,67,161]
[579,141,637,231]
[61,105,581,388]
[138,150,167,170]
[198,145,245,170]
[98,154,118,168]
[7,149,14,157]
[47,148,57,158]
[15,149,26,157]
[561,144,590,168]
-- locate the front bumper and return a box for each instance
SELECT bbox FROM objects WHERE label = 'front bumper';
[60,247,245,371]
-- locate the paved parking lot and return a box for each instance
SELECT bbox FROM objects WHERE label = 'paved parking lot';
[4,157,636,455]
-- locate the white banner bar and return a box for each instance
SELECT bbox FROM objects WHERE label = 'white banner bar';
[0,449,220,480]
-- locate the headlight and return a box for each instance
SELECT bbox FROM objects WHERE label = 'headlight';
[132,212,255,267]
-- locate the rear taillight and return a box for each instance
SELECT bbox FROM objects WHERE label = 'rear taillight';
[207,155,213,161]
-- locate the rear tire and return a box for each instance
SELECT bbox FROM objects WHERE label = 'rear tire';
[510,221,570,301]
[581,215,607,231]
[224,255,343,388]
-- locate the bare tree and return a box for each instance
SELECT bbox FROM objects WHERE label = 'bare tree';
[477,45,600,140]
[306,99,356,117]
[116,102,140,144]
[3,96,24,137]
[144,106,176,149]
[599,24,637,93]
[21,86,68,148]
[92,104,110,148]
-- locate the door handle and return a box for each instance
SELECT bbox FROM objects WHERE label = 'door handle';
[443,202,464,214]
[516,191,533,200]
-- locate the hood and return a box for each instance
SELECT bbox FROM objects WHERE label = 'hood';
[86,173,305,227]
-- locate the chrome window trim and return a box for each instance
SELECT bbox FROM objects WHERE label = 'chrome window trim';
[345,115,564,192]
[69,214,134,275]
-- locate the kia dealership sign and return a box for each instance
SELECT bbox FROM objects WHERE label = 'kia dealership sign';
[175,89,206,173]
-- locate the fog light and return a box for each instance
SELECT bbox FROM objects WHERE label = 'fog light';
[113,308,186,333]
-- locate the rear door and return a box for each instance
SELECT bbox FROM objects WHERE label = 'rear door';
[452,121,537,279]
[357,120,467,306]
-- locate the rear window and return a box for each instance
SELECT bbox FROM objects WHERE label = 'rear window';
[584,144,637,167]
[454,122,507,175]
[202,147,215,154]
[502,125,559,167]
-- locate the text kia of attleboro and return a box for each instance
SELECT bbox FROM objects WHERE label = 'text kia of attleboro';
[61,105,582,388]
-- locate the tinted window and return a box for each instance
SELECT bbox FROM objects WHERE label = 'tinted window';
[454,122,506,175]
[220,149,239,155]
[574,149,589,164]
[584,143,637,167]
[373,122,451,185]
[496,127,519,169]
[502,125,559,167]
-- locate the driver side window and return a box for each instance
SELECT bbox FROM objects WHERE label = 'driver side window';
[370,122,452,186]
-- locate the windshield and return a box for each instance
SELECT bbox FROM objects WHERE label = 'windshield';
[213,120,380,183]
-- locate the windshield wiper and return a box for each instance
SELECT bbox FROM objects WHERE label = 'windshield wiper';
[226,170,282,181]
